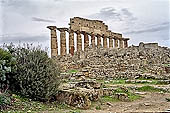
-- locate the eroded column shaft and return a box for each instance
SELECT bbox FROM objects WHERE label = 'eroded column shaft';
[109,38,113,48]
[103,36,107,48]
[76,31,82,52]
[91,34,95,47]
[69,31,74,55]
[124,40,128,48]
[114,39,118,48]
[47,26,58,57]
[119,39,123,48]
[97,35,101,47]
[60,30,66,56]
[84,33,89,50]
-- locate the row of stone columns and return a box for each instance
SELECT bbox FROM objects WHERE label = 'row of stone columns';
[47,26,129,57]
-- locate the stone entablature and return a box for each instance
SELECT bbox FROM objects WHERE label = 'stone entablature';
[47,17,130,57]
[139,42,158,49]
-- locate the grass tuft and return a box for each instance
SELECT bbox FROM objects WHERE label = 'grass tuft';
[137,85,166,92]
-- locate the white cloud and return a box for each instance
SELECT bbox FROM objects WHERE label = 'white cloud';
[0,0,169,49]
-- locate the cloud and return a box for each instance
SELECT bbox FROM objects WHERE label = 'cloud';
[0,33,49,43]
[32,17,56,23]
[125,22,169,34]
[89,7,137,22]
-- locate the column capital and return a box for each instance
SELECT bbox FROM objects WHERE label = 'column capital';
[108,36,113,39]
[57,28,68,32]
[47,26,57,30]
[96,34,101,37]
[118,38,123,41]
[89,33,95,37]
[67,29,74,33]
[123,38,130,41]
[75,30,81,34]
[102,35,107,38]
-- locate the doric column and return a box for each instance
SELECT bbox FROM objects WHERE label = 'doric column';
[57,28,66,56]
[119,39,123,48]
[109,37,113,48]
[91,34,95,47]
[69,30,74,56]
[103,36,107,48]
[76,31,82,52]
[97,34,101,47]
[124,38,129,48]
[114,38,118,48]
[47,26,58,57]
[84,32,89,50]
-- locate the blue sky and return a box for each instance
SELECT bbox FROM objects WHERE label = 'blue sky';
[0,0,169,49]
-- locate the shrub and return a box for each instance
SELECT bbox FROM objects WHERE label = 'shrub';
[8,44,60,102]
[0,93,12,110]
[0,48,16,93]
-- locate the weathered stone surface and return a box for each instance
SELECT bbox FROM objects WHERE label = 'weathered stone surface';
[56,89,91,109]
[48,17,129,56]
[55,43,170,79]
[165,66,170,73]
[75,81,102,89]
[69,30,74,55]
[103,36,107,48]
[47,26,58,57]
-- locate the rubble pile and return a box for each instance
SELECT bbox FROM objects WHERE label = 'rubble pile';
[55,43,170,79]
[56,81,130,109]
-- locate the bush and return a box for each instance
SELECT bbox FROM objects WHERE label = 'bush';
[8,44,60,102]
[0,93,12,110]
[0,48,16,93]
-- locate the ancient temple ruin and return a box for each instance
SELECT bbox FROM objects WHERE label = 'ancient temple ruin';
[47,17,130,57]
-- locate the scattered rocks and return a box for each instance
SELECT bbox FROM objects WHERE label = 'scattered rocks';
[144,103,151,106]
[55,44,170,80]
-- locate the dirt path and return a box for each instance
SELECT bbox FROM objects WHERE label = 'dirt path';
[82,92,170,113]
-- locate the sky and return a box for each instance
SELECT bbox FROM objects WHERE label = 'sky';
[0,0,169,52]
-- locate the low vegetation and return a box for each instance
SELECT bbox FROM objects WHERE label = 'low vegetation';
[68,69,78,74]
[0,44,61,111]
[8,44,60,102]
[137,86,166,92]
[101,96,120,102]
[114,87,141,101]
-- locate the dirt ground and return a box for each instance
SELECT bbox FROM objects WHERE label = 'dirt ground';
[82,92,170,113]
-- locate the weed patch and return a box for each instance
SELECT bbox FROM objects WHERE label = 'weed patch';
[137,86,166,92]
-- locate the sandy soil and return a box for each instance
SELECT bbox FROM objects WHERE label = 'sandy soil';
[82,92,170,113]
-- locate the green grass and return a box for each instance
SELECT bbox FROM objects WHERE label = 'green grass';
[1,94,60,113]
[67,109,81,113]
[95,105,101,110]
[111,80,126,84]
[1,93,83,113]
[57,103,70,109]
[164,64,170,67]
[137,85,166,92]
[103,79,168,85]
[68,69,78,74]
[101,96,120,102]
[166,98,170,102]
[128,92,141,101]
[113,88,141,101]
